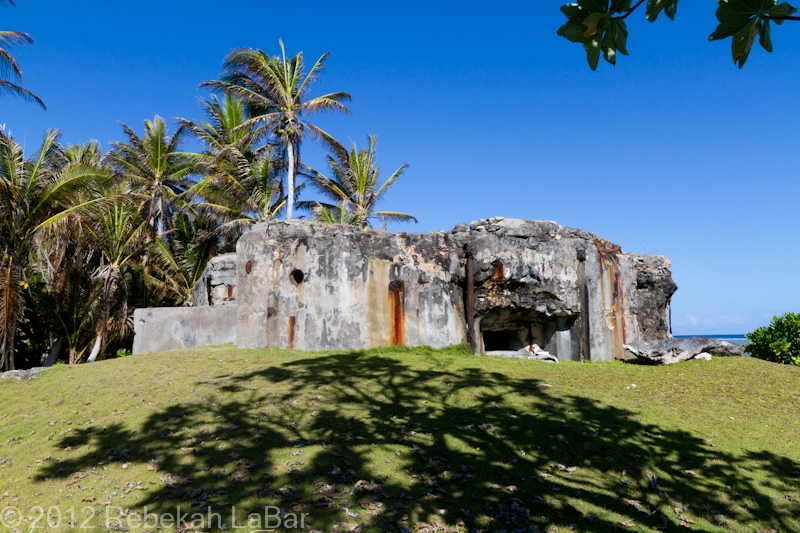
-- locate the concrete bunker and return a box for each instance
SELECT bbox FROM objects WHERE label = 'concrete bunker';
[134,218,678,360]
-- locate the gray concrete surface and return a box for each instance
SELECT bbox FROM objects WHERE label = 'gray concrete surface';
[132,305,238,354]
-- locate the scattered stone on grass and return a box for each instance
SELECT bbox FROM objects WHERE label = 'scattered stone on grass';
[1,367,48,380]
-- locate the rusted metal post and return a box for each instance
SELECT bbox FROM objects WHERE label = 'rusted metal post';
[464,244,476,355]
[577,247,590,362]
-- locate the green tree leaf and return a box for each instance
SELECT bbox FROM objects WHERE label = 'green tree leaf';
[759,19,773,52]
[709,0,797,67]
[646,0,679,22]
[731,19,758,68]
[582,12,609,37]
[558,1,632,70]
[584,36,602,70]
[558,19,589,43]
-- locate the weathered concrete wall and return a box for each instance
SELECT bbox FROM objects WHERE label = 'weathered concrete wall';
[450,218,675,362]
[132,306,238,354]
[134,218,677,361]
[231,218,675,360]
[235,222,466,351]
[193,254,238,307]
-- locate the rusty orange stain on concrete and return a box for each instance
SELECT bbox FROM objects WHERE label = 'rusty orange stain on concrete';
[288,315,296,349]
[389,279,405,346]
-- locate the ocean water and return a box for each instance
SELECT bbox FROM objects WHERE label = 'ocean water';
[675,334,748,346]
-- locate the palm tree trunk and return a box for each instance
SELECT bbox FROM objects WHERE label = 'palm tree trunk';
[86,335,102,363]
[0,258,20,372]
[44,337,64,367]
[88,268,118,363]
[286,142,296,220]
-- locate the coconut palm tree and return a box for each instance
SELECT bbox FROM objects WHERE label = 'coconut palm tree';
[0,0,44,109]
[34,141,112,365]
[186,142,289,232]
[82,188,148,362]
[181,94,290,241]
[41,251,102,364]
[178,94,267,158]
[0,129,109,371]
[147,209,221,306]
[109,116,200,240]
[306,135,416,229]
[201,40,352,220]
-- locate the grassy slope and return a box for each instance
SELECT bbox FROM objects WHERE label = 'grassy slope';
[0,346,798,533]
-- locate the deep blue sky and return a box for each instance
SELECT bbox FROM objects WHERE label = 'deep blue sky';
[2,1,798,335]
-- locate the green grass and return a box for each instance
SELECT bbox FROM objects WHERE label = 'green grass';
[0,346,799,533]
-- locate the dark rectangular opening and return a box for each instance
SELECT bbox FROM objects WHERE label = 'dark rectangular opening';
[483,330,513,351]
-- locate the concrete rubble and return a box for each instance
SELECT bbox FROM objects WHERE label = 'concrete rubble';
[624,337,745,365]
[134,218,681,362]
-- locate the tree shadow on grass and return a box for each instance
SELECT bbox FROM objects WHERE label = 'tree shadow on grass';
[38,352,800,532]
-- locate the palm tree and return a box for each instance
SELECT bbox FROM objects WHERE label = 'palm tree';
[41,250,102,364]
[83,189,148,362]
[109,116,200,239]
[0,129,109,371]
[201,40,352,220]
[179,94,266,157]
[187,142,290,232]
[147,209,221,306]
[181,94,290,241]
[0,0,44,108]
[34,141,111,365]
[306,135,416,229]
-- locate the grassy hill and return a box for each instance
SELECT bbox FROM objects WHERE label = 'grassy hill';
[0,346,798,533]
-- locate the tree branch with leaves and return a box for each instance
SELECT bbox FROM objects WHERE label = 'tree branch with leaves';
[558,0,798,70]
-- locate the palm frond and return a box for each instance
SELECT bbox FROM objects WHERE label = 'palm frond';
[303,93,353,115]
[0,81,45,108]
[316,203,361,226]
[373,211,418,223]
[0,30,44,108]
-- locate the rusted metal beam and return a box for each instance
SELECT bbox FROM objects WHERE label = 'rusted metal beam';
[464,244,476,355]
[577,247,590,362]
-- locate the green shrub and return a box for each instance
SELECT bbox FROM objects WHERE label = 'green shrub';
[116,348,132,358]
[745,313,800,365]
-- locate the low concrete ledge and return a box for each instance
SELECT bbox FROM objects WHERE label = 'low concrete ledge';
[132,305,238,355]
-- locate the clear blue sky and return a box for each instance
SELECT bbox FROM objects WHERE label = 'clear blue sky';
[3,1,799,335]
